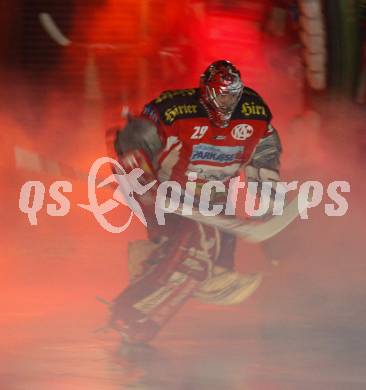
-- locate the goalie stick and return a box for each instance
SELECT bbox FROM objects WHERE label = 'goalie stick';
[173,195,303,243]
[111,170,304,243]
[83,165,303,243]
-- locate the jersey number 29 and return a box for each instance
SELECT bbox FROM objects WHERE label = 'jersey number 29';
[191,126,208,139]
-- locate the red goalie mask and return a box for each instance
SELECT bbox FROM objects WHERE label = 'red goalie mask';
[200,60,244,128]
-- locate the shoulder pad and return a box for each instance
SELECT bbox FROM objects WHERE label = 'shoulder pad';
[145,88,202,125]
[233,86,272,121]
[242,86,263,99]
[154,88,197,104]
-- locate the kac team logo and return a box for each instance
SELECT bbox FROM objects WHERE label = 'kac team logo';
[231,124,254,140]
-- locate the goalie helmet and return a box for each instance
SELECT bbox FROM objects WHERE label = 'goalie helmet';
[200,60,244,128]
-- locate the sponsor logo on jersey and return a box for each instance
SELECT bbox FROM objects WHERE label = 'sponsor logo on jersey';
[164,104,198,123]
[214,135,226,140]
[241,102,267,117]
[231,124,254,140]
[155,89,196,104]
[191,144,244,164]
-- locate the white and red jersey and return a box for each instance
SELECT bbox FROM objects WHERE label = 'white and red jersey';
[141,87,276,188]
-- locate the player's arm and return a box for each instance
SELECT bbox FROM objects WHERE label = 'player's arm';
[244,98,282,221]
[245,123,282,185]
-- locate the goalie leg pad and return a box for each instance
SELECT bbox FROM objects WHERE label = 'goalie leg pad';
[111,218,220,342]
